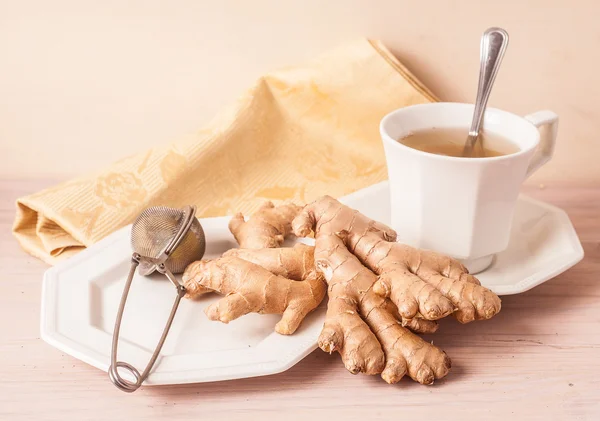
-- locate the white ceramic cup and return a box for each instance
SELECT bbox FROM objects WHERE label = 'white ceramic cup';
[380,103,558,273]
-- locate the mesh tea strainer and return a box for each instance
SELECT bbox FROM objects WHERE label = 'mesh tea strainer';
[109,205,206,392]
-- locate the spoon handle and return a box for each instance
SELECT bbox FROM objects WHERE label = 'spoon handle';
[468,27,509,137]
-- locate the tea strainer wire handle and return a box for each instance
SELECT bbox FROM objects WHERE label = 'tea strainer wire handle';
[108,254,186,393]
[108,205,206,393]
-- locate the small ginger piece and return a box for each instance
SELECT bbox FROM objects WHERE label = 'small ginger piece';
[182,253,325,335]
[184,201,326,335]
[292,195,501,384]
[228,201,302,248]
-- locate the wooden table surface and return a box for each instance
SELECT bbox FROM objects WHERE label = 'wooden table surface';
[1,179,599,421]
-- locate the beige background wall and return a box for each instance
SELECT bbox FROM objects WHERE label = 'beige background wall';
[1,0,598,182]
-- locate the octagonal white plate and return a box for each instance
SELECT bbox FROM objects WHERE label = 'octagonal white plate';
[41,181,583,385]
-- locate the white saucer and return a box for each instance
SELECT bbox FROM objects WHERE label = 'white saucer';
[40,181,583,386]
[343,182,584,295]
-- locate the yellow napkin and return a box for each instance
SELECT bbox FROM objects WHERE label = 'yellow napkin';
[13,39,436,265]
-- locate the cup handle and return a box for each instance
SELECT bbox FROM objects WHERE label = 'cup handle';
[523,110,559,178]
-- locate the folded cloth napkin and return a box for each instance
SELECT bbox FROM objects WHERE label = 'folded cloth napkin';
[13,39,436,265]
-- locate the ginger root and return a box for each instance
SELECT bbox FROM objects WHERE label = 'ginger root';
[183,197,501,384]
[292,195,501,384]
[228,201,302,248]
[183,202,326,335]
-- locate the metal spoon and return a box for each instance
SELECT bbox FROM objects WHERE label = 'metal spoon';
[463,27,509,157]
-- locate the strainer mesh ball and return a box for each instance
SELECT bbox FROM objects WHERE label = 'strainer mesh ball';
[130,205,205,274]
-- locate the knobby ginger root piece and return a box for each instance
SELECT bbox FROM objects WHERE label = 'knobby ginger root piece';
[293,195,501,324]
[292,195,501,384]
[365,241,500,323]
[182,255,326,335]
[313,232,450,384]
[228,201,302,249]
